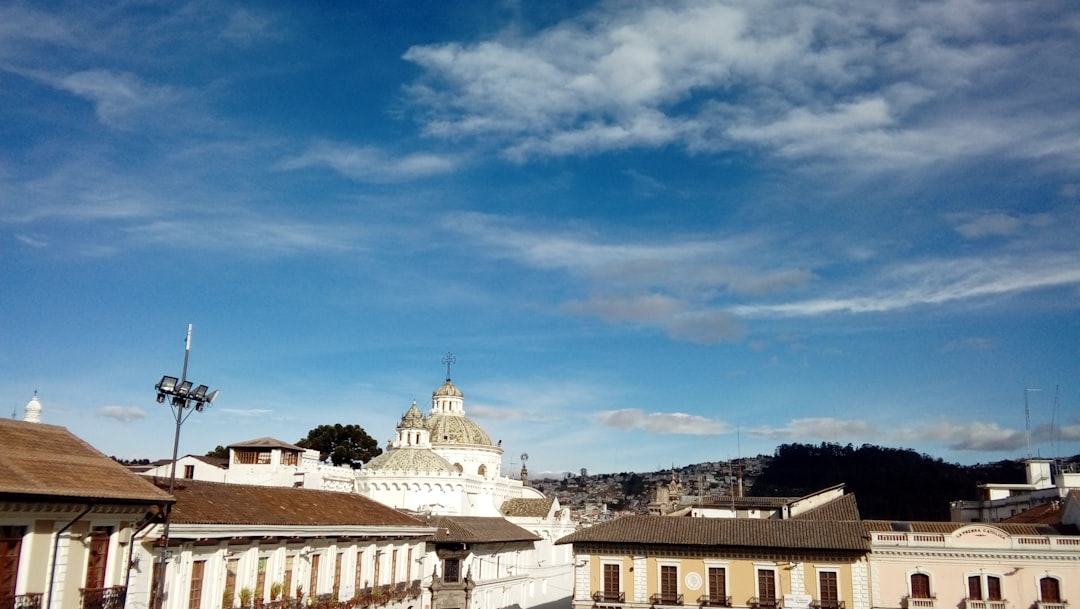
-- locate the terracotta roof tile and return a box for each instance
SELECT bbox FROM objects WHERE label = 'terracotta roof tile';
[501,497,554,518]
[427,516,542,543]
[556,516,869,551]
[792,494,861,521]
[862,520,1075,536]
[164,479,427,527]
[0,419,173,504]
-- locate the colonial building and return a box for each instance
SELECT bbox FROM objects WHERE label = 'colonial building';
[128,479,436,609]
[949,459,1080,522]
[0,418,173,609]
[865,519,1079,609]
[557,515,872,609]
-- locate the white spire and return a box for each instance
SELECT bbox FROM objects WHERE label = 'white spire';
[24,391,42,423]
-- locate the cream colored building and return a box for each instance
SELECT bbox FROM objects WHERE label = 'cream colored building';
[0,418,173,609]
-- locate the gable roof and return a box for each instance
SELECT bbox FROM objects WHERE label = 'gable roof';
[227,437,304,451]
[557,515,869,551]
[0,419,173,505]
[501,497,554,518]
[427,516,542,543]
[791,493,861,521]
[164,479,426,527]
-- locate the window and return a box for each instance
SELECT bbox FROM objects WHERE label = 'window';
[444,558,460,583]
[333,553,342,597]
[284,555,294,598]
[1,526,26,603]
[757,569,778,608]
[282,451,299,466]
[189,560,205,609]
[234,449,272,464]
[85,527,112,589]
[1040,577,1061,603]
[968,574,1002,601]
[406,548,413,583]
[183,464,195,479]
[660,565,679,603]
[707,567,727,605]
[602,563,621,602]
[819,571,839,609]
[309,554,320,596]
[391,548,398,585]
[257,557,268,602]
[910,573,931,599]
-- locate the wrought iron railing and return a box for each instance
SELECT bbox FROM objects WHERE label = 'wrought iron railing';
[592,591,626,603]
[1,593,44,609]
[651,593,684,606]
[699,595,731,607]
[812,600,846,609]
[81,586,127,609]
[749,597,780,609]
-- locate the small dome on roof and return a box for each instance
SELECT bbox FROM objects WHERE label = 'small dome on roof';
[433,379,463,398]
[400,402,425,429]
[364,447,457,473]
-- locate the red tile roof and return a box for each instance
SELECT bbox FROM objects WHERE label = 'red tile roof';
[0,419,173,505]
[161,479,428,527]
[557,515,869,551]
[427,516,542,543]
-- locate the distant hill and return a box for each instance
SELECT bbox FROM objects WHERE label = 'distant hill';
[750,443,1028,521]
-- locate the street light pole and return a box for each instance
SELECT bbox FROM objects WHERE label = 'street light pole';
[152,324,219,609]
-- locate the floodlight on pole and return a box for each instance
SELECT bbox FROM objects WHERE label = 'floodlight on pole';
[151,324,219,609]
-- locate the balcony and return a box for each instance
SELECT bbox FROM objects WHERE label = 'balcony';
[812,601,845,609]
[1036,603,1068,609]
[749,598,781,609]
[81,586,126,609]
[903,597,936,609]
[964,600,1007,609]
[1,593,44,609]
[593,591,626,604]
[699,595,731,607]
[651,593,684,606]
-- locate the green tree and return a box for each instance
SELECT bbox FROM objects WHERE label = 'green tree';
[297,424,382,468]
[205,445,228,459]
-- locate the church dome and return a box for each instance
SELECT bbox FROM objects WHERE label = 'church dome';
[433,379,463,398]
[427,413,492,446]
[364,446,457,473]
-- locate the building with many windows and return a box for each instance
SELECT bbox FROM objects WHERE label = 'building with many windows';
[0,418,173,609]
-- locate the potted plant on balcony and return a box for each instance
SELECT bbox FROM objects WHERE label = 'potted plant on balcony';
[238,587,253,608]
[270,582,284,601]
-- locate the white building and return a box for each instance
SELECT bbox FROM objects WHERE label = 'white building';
[949,459,1080,522]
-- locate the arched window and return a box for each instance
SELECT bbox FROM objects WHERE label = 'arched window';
[1040,577,1061,603]
[910,573,931,599]
[478,464,487,476]
[454,463,463,473]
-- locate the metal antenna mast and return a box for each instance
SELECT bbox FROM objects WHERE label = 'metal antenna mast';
[1025,386,1042,458]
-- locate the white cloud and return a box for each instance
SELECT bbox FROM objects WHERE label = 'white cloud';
[748,417,878,441]
[281,141,459,183]
[221,9,281,46]
[895,420,1027,451]
[50,70,182,128]
[595,408,727,435]
[99,405,146,422]
[403,0,1080,171]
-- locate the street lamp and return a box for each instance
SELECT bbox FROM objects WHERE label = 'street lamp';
[152,324,219,609]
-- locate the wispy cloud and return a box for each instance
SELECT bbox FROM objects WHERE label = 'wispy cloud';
[99,405,146,422]
[43,69,183,129]
[221,8,283,47]
[595,408,728,435]
[748,417,879,441]
[404,0,1080,171]
[281,141,460,183]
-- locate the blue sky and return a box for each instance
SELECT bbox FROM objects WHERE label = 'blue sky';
[2,0,1079,477]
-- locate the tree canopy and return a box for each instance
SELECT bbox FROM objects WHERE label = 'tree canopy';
[205,445,228,459]
[296,424,382,468]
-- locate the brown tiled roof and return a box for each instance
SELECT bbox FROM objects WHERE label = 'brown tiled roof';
[501,497,554,518]
[792,494,861,521]
[427,516,542,543]
[699,496,793,509]
[556,516,869,551]
[227,437,304,450]
[163,479,427,527]
[1001,501,1062,525]
[0,419,173,505]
